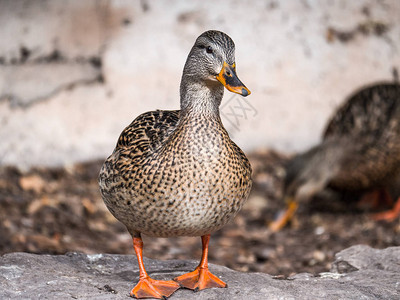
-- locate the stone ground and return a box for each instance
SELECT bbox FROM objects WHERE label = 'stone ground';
[1,245,399,299]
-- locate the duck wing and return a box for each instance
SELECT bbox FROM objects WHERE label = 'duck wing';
[322,83,400,189]
[116,110,180,158]
[99,110,180,188]
[323,83,400,139]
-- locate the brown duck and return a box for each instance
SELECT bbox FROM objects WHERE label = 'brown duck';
[99,30,252,298]
[271,82,400,231]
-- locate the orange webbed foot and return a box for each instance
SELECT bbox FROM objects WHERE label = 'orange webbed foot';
[130,277,180,299]
[174,266,227,291]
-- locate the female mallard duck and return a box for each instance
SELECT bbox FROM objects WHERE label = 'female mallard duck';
[270,82,400,231]
[99,30,252,299]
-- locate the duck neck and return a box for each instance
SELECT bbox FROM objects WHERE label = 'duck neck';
[179,76,224,120]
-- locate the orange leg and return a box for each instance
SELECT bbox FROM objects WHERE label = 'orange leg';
[372,197,400,222]
[130,236,180,299]
[356,190,380,210]
[269,201,298,232]
[174,235,227,291]
[357,189,393,210]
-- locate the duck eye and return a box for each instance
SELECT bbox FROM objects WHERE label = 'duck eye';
[206,46,213,54]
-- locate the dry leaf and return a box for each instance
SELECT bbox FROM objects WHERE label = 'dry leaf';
[19,175,46,193]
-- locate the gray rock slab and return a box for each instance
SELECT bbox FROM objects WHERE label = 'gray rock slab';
[0,245,399,299]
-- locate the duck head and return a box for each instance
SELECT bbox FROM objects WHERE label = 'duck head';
[180,30,250,109]
[283,140,343,205]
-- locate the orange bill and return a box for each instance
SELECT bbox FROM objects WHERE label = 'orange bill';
[216,62,251,97]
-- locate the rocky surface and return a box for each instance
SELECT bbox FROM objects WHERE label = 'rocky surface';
[1,245,399,299]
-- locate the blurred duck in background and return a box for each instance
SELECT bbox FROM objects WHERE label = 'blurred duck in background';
[271,82,400,231]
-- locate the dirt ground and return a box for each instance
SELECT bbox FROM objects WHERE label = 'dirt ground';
[1,149,399,276]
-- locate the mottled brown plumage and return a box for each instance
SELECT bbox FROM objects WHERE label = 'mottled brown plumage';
[99,30,252,298]
[285,83,400,197]
[99,108,251,237]
[270,83,400,231]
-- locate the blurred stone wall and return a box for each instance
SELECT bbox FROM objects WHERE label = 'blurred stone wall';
[0,0,399,169]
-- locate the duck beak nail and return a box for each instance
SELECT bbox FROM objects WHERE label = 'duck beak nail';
[216,62,251,97]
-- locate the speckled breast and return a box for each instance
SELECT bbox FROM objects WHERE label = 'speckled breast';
[101,124,252,238]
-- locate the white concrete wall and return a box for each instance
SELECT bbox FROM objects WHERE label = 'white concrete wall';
[1,0,399,169]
